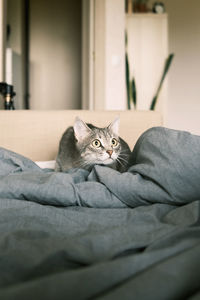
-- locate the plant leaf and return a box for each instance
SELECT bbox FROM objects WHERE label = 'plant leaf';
[125,30,128,49]
[131,77,137,108]
[150,53,174,110]
[125,52,131,110]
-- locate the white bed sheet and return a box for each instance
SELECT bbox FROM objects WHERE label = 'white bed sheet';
[35,160,56,169]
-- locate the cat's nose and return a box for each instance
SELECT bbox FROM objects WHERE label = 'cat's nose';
[106,150,113,157]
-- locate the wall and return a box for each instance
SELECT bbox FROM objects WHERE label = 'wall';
[148,0,200,134]
[7,0,23,54]
[29,0,82,109]
[165,0,200,135]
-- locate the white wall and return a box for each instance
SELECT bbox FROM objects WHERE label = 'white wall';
[7,0,23,54]
[165,0,200,135]
[148,0,200,134]
[144,0,200,135]
[29,0,82,110]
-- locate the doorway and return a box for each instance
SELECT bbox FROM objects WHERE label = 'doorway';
[5,0,82,109]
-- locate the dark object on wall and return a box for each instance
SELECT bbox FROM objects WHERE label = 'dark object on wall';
[152,2,165,14]
[0,82,16,110]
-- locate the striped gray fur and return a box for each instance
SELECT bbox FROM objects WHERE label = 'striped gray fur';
[55,117,131,173]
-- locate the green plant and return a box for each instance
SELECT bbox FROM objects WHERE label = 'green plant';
[125,31,137,110]
[125,31,174,111]
[150,53,174,110]
[125,51,131,109]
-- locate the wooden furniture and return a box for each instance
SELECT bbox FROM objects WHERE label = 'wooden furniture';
[126,13,168,114]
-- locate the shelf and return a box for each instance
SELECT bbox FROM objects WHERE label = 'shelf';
[126,13,168,18]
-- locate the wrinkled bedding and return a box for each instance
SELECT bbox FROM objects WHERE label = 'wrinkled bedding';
[0,127,200,299]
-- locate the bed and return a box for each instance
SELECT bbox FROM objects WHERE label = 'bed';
[0,110,200,300]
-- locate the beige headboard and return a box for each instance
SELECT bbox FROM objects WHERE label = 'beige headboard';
[0,110,162,161]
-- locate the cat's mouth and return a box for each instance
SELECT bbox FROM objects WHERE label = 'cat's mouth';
[92,157,114,165]
[102,157,114,165]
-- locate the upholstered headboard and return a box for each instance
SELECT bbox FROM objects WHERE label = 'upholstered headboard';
[0,110,162,161]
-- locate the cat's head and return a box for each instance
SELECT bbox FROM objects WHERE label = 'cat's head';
[73,117,122,167]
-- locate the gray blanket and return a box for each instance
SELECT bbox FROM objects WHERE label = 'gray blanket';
[0,127,200,299]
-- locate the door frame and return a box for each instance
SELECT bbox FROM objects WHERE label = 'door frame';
[82,0,126,111]
[1,0,126,110]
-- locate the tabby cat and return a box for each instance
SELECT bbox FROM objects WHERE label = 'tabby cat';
[55,117,131,172]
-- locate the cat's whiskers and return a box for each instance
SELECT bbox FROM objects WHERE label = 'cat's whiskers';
[117,155,129,164]
[75,158,90,169]
[118,151,130,158]
[116,158,124,168]
[118,151,129,156]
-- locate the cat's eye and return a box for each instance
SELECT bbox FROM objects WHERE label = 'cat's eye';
[111,138,118,147]
[92,139,101,148]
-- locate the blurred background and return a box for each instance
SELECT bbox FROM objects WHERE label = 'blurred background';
[0,0,200,134]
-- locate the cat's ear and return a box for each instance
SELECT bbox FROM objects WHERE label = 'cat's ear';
[74,117,91,141]
[108,116,120,135]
